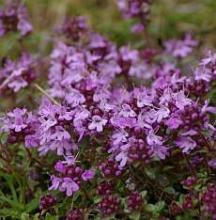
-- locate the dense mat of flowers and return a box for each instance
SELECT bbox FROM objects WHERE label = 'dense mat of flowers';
[0,1,215,219]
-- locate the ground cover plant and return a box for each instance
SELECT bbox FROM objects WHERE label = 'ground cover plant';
[0,0,216,219]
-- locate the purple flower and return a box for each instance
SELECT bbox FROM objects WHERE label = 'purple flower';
[39,130,73,156]
[6,108,28,132]
[111,115,137,129]
[111,130,128,146]
[176,136,197,154]
[194,66,212,82]
[164,34,198,58]
[49,175,62,191]
[65,88,86,107]
[25,134,39,148]
[152,145,169,160]
[154,106,170,123]
[202,101,216,114]
[55,161,66,173]
[165,113,182,129]
[119,104,136,117]
[81,170,95,181]
[131,23,145,33]
[60,178,79,196]
[119,46,139,62]
[117,0,151,33]
[173,91,191,110]
[115,151,128,167]
[200,50,216,66]
[208,159,216,169]
[0,2,33,37]
[88,115,107,132]
[64,156,76,166]
[0,53,35,92]
[60,16,88,41]
[134,88,155,108]
[146,130,164,146]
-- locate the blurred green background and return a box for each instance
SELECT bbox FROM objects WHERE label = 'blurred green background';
[0,0,216,57]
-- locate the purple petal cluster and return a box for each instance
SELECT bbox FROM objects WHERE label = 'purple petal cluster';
[97,194,120,216]
[60,16,88,41]
[1,108,39,147]
[164,34,198,58]
[0,53,36,93]
[66,208,84,220]
[39,194,57,210]
[127,191,144,211]
[0,1,32,37]
[49,157,94,196]
[202,185,216,219]
[117,0,151,32]
[2,36,216,177]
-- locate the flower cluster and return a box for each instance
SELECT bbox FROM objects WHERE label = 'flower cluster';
[39,194,57,211]
[1,108,39,146]
[49,157,94,196]
[97,194,120,216]
[0,53,36,93]
[164,34,198,58]
[66,208,85,220]
[0,2,216,219]
[117,0,152,32]
[201,185,216,220]
[0,1,32,37]
[60,16,89,41]
[127,191,144,211]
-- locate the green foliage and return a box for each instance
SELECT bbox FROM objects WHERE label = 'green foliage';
[0,172,41,218]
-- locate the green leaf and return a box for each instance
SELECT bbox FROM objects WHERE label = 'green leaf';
[45,213,59,220]
[145,201,165,216]
[93,196,102,204]
[140,190,147,198]
[0,208,19,218]
[33,214,40,220]
[25,197,39,212]
[129,212,141,220]
[155,201,165,212]
[164,186,176,194]
[145,204,155,212]
[21,213,30,220]
[0,193,24,210]
[145,168,156,179]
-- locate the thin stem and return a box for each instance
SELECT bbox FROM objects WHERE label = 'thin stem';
[82,188,92,201]
[33,83,61,106]
[25,147,45,167]
[0,72,17,91]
